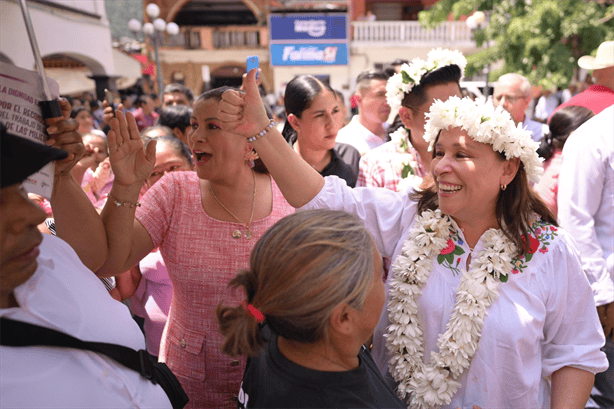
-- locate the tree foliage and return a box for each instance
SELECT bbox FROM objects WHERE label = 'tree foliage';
[420,0,614,88]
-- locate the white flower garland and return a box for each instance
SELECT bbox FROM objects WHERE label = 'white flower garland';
[386,48,467,111]
[423,96,543,184]
[386,209,516,408]
[390,127,423,192]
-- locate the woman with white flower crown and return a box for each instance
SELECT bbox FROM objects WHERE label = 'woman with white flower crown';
[218,68,608,408]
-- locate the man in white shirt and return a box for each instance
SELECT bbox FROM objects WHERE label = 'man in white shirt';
[493,73,548,142]
[558,106,614,409]
[0,122,172,408]
[534,86,560,122]
[336,70,390,155]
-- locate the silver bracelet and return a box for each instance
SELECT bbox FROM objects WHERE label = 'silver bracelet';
[248,119,275,143]
[108,194,141,208]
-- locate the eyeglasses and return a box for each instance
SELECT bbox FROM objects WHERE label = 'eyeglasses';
[493,94,527,103]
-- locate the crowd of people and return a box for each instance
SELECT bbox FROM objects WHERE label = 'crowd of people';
[1,40,613,409]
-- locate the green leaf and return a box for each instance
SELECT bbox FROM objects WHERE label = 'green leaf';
[401,70,411,84]
[401,165,411,179]
[453,246,466,255]
[525,253,533,262]
[419,0,614,88]
[445,253,454,265]
[499,274,509,283]
[437,254,446,265]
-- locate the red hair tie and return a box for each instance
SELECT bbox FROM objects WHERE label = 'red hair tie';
[242,300,265,323]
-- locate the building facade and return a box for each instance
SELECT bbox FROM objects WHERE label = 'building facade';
[1,0,140,99]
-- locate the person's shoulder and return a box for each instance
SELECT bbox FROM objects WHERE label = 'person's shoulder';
[159,170,198,186]
[336,117,359,136]
[334,143,360,160]
[371,140,397,155]
[40,234,78,258]
[517,219,569,267]
[568,105,613,143]
[241,337,326,408]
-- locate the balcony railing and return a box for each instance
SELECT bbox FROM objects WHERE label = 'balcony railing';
[161,26,269,50]
[160,21,474,50]
[351,20,474,46]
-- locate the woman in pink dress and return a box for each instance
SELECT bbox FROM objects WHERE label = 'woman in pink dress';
[98,87,294,408]
[115,135,194,357]
[534,106,594,215]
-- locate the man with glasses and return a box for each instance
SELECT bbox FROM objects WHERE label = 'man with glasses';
[493,73,547,142]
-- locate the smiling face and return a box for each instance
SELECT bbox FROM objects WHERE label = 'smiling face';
[431,127,513,228]
[0,185,46,308]
[189,98,250,181]
[290,89,341,151]
[145,141,193,189]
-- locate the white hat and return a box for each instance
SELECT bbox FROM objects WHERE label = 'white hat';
[578,41,614,70]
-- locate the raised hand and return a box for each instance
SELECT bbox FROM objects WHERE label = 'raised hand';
[102,101,122,127]
[218,68,270,139]
[107,109,156,187]
[45,99,85,176]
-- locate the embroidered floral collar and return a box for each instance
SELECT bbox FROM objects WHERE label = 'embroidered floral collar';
[386,209,517,407]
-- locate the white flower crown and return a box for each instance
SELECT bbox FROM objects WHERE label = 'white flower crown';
[385,48,467,111]
[424,96,543,184]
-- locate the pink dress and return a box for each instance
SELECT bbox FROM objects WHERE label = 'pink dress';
[533,149,563,216]
[80,167,114,209]
[136,171,294,408]
[129,249,173,356]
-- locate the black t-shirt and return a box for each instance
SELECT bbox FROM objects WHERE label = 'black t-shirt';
[237,331,405,408]
[321,144,359,187]
[287,135,360,187]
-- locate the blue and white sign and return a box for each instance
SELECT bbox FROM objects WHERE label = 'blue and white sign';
[269,15,348,41]
[270,43,348,66]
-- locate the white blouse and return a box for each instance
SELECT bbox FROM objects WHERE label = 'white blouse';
[301,176,608,409]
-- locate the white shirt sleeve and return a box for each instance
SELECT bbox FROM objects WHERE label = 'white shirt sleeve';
[558,107,614,306]
[300,176,418,259]
[534,96,548,120]
[540,233,608,376]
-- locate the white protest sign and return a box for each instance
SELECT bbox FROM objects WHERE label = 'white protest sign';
[0,61,60,199]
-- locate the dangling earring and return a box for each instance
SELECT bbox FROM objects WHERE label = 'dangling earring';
[501,184,507,191]
[244,150,260,168]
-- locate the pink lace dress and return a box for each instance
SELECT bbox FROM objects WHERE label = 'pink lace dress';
[136,171,294,408]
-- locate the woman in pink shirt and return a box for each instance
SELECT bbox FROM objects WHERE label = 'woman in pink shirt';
[115,135,193,357]
[534,106,594,215]
[98,87,294,408]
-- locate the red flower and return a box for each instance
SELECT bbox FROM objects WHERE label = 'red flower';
[512,269,519,274]
[539,247,548,254]
[440,239,456,255]
[457,258,461,264]
[521,234,540,254]
[550,226,557,231]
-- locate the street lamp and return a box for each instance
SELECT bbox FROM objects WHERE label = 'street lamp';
[128,3,179,98]
[466,11,490,97]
